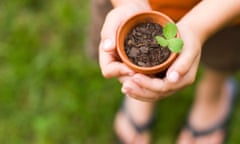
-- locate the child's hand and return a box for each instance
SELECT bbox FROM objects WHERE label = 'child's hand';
[99,1,151,78]
[120,22,202,102]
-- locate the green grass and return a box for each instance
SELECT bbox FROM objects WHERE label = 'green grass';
[0,0,239,144]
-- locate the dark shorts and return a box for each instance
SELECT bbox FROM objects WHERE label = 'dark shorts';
[87,0,240,73]
[201,25,240,73]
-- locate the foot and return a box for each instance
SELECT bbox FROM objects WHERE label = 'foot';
[177,78,237,144]
[114,97,155,144]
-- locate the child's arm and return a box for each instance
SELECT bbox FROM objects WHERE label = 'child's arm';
[179,0,240,44]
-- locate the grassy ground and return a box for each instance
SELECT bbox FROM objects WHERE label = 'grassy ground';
[0,0,240,144]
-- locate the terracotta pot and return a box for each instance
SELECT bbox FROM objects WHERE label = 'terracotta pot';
[116,11,180,75]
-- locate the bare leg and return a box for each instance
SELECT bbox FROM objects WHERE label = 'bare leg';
[114,96,155,144]
[177,67,234,144]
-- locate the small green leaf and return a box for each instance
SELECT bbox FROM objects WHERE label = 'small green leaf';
[155,36,168,47]
[163,22,178,39]
[155,22,183,53]
[167,38,183,53]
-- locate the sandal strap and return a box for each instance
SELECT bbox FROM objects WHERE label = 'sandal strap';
[120,100,156,134]
[185,118,228,137]
[185,78,238,138]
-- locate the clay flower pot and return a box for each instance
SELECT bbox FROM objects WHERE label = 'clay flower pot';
[116,11,180,75]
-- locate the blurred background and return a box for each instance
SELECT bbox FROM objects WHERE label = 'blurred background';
[0,0,240,144]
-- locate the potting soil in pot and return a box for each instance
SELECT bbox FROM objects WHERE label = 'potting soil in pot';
[124,22,171,67]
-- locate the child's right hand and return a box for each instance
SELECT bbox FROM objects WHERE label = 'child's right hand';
[99,0,151,79]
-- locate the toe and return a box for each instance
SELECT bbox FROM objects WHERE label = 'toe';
[177,129,194,144]
[114,111,151,144]
[114,112,136,143]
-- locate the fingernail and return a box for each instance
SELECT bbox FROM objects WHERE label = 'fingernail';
[102,38,112,51]
[121,86,127,93]
[122,85,130,94]
[167,71,179,82]
[122,81,132,93]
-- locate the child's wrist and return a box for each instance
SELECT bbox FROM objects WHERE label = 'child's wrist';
[111,0,151,10]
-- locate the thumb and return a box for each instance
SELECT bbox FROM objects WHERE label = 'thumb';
[166,43,200,83]
[166,22,202,83]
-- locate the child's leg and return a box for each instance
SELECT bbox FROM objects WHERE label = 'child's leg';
[178,68,234,144]
[177,25,240,144]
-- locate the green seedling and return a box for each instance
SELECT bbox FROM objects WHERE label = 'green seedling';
[155,22,183,53]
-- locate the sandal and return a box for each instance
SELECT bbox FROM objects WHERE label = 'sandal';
[115,100,156,144]
[180,78,238,143]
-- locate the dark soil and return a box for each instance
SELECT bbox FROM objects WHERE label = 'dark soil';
[124,22,171,67]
